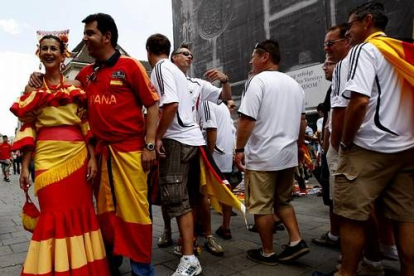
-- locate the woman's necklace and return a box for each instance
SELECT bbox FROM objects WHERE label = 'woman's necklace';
[43,74,65,93]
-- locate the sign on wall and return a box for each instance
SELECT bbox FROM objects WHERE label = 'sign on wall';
[287,63,331,112]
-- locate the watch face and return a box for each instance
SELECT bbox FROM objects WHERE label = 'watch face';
[146,143,155,150]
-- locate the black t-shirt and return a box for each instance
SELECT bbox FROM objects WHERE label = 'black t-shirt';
[321,86,332,141]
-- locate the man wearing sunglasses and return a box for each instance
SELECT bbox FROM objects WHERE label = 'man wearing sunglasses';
[157,44,231,257]
[235,39,309,265]
[171,44,231,117]
[146,35,232,276]
[318,2,414,276]
[312,24,351,252]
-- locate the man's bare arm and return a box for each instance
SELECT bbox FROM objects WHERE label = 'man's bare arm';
[298,114,306,148]
[155,103,178,157]
[235,114,256,171]
[156,103,178,140]
[330,107,346,152]
[204,69,231,100]
[142,102,159,170]
[206,128,217,154]
[341,92,369,147]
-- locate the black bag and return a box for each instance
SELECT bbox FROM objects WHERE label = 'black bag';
[226,166,243,186]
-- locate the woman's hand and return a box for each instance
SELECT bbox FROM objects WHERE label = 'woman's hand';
[20,170,31,190]
[87,157,97,182]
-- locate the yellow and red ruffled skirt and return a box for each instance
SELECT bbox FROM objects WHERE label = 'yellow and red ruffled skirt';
[21,126,109,276]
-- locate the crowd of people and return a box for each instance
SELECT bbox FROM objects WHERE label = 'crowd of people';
[312,2,414,276]
[3,1,413,276]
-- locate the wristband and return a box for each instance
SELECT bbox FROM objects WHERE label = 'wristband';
[340,141,351,151]
[235,148,244,153]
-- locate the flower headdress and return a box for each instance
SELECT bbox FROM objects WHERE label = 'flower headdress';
[36,29,72,58]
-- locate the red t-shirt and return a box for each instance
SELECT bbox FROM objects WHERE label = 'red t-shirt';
[76,54,159,146]
[0,143,12,160]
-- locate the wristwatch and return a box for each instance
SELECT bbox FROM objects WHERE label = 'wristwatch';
[145,142,155,151]
[235,148,244,153]
[220,75,229,84]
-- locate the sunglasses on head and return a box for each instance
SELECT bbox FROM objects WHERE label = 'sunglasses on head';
[254,43,268,52]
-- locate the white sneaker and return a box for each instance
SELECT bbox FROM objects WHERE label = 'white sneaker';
[380,244,399,261]
[172,256,202,276]
[336,260,384,276]
[357,260,384,276]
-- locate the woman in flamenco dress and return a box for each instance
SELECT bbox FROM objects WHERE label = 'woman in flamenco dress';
[10,32,110,276]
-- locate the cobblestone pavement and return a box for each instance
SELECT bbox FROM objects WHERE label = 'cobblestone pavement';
[0,174,400,276]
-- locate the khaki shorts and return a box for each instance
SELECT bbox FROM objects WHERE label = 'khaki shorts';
[0,159,11,173]
[334,145,414,222]
[245,168,294,215]
[326,144,339,200]
[159,139,201,218]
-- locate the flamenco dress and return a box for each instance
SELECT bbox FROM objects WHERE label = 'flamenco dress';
[10,80,110,276]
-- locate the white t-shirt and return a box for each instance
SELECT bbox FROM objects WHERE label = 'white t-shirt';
[316,117,323,133]
[239,71,305,171]
[342,40,414,153]
[329,59,350,133]
[305,125,314,145]
[151,59,205,146]
[187,77,222,121]
[198,101,236,173]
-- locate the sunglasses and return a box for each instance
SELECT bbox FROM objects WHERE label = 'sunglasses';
[86,66,100,85]
[346,17,361,31]
[176,51,194,59]
[254,43,268,52]
[323,38,346,48]
[322,62,336,68]
[228,105,237,108]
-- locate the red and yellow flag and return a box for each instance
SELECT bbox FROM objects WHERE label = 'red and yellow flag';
[366,32,414,87]
[198,147,247,225]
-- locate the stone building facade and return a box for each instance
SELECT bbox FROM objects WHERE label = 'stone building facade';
[171,0,413,112]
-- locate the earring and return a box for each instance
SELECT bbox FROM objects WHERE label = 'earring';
[39,62,42,70]
[60,63,66,71]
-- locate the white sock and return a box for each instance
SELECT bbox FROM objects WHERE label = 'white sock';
[261,250,276,257]
[363,257,382,267]
[183,254,197,262]
[289,239,301,247]
[328,232,339,241]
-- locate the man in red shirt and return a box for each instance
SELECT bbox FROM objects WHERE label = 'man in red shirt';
[30,13,159,276]
[76,13,159,276]
[0,135,12,182]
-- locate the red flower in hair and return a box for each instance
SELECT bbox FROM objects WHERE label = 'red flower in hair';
[59,34,68,44]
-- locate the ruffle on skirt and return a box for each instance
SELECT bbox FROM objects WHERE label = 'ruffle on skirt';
[22,148,110,276]
[22,204,110,276]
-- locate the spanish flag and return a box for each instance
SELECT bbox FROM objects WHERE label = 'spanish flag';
[366,32,414,87]
[198,147,247,226]
[301,144,313,170]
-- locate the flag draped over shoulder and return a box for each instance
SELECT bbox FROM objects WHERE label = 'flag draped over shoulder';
[198,147,247,225]
[366,32,414,87]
